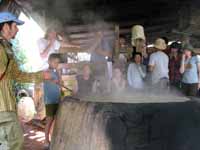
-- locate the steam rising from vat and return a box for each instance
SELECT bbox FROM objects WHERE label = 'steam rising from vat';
[26,1,189,103]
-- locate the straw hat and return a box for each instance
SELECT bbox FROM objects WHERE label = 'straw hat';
[131,25,146,46]
[154,38,167,50]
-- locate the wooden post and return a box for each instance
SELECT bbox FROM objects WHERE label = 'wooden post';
[114,25,120,60]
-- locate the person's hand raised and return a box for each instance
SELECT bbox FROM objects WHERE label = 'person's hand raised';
[49,38,56,46]
[182,53,186,61]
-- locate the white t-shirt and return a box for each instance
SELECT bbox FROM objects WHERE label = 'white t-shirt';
[37,38,61,70]
[149,51,169,84]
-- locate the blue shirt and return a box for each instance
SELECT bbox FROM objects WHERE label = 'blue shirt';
[182,56,200,84]
[90,37,113,63]
[44,69,60,104]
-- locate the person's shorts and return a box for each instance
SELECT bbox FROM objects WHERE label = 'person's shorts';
[45,104,59,117]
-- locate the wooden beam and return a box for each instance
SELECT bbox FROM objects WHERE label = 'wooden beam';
[64,16,177,35]
[69,30,115,39]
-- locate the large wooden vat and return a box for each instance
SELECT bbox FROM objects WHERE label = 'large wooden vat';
[50,97,200,150]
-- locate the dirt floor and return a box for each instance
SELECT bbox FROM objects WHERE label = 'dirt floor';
[23,122,45,150]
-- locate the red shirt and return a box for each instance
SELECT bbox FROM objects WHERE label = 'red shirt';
[169,55,181,83]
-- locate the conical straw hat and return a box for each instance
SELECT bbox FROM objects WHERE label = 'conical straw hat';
[131,25,146,46]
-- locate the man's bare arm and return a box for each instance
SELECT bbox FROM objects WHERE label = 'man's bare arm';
[197,63,200,89]
[40,39,55,58]
[148,65,155,72]
[61,41,80,49]
[179,54,186,74]
[95,49,112,57]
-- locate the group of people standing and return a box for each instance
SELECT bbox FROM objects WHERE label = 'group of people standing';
[1,11,200,150]
[117,25,200,97]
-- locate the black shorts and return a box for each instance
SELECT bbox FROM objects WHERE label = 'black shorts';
[182,83,198,96]
[45,104,59,117]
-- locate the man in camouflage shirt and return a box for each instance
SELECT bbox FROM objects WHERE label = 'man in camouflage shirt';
[0,12,47,150]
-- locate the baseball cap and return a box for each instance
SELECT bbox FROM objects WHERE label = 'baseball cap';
[0,12,24,25]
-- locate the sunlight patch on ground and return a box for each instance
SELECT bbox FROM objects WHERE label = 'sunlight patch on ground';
[23,127,45,143]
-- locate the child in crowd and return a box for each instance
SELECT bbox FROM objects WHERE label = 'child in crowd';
[76,64,94,97]
[111,66,126,92]
[43,54,61,149]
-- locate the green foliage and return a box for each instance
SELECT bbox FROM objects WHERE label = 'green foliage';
[11,38,34,102]
[11,38,28,70]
